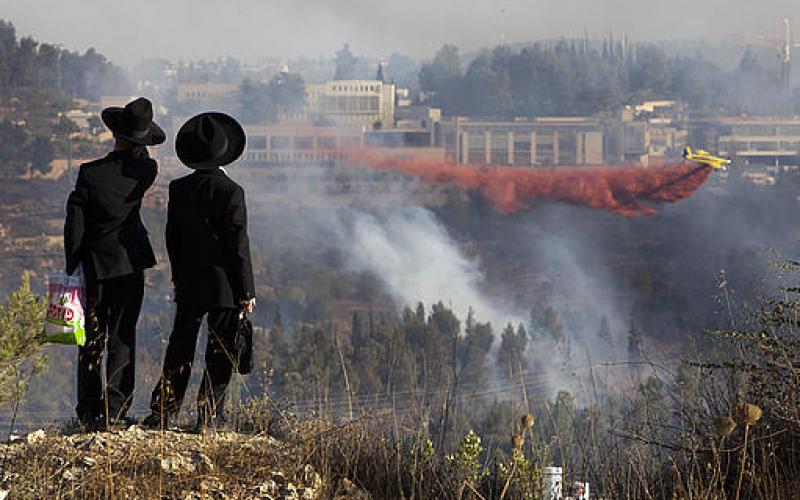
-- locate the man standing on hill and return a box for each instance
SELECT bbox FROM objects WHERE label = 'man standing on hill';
[64,97,165,429]
[143,112,255,431]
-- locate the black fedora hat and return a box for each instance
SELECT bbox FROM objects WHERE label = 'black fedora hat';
[175,112,246,169]
[101,97,165,146]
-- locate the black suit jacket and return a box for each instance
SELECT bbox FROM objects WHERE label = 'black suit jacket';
[167,169,255,308]
[64,149,157,281]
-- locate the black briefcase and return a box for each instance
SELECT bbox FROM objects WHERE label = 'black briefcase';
[234,311,253,374]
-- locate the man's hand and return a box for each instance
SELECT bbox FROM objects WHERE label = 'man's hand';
[243,298,256,314]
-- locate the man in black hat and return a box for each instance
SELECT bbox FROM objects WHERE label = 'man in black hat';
[143,112,255,431]
[64,97,166,429]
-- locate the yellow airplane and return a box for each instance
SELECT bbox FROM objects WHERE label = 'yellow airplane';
[683,146,731,171]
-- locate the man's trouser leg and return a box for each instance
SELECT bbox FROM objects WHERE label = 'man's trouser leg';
[104,272,144,420]
[149,302,205,419]
[197,307,238,424]
[76,279,108,421]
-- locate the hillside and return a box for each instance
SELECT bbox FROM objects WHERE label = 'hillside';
[1,425,333,499]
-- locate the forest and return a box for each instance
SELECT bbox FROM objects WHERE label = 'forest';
[0,20,127,177]
[416,41,790,118]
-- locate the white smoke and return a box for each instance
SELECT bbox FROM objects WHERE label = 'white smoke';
[332,205,517,327]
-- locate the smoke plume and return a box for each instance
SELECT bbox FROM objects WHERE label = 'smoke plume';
[331,206,516,326]
[349,150,713,216]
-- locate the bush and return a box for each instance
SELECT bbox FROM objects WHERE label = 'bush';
[0,272,47,408]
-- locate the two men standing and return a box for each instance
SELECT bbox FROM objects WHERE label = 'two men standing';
[64,97,254,430]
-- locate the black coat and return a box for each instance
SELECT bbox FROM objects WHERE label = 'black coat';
[166,169,255,308]
[64,149,157,281]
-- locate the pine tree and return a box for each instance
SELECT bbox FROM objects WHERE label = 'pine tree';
[627,318,644,362]
[627,317,645,382]
[262,304,289,393]
[598,315,612,345]
[0,273,46,407]
[334,43,357,80]
[497,322,527,381]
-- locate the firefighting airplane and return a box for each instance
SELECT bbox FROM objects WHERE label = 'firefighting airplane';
[683,146,731,171]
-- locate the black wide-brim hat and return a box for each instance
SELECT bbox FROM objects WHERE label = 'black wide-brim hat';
[101,97,166,146]
[175,112,246,169]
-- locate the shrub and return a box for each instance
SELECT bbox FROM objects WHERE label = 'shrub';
[0,272,47,408]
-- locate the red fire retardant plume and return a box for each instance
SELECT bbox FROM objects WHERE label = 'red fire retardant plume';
[349,150,712,216]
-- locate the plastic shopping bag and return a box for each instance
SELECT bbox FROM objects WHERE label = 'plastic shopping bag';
[42,268,86,346]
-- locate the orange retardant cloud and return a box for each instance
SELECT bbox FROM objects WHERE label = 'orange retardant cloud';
[349,150,712,216]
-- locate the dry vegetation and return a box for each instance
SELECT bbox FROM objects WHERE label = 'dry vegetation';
[1,265,799,498]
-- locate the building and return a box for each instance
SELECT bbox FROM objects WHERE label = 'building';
[604,101,688,165]
[305,80,395,129]
[99,95,139,110]
[714,117,800,165]
[62,109,99,131]
[435,117,604,167]
[363,128,446,162]
[395,105,441,129]
[176,82,238,103]
[240,124,363,166]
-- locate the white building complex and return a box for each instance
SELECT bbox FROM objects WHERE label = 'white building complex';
[305,79,396,129]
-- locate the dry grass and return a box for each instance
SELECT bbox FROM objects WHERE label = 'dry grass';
[0,423,325,499]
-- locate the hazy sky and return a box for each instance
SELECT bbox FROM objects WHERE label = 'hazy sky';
[4,1,800,66]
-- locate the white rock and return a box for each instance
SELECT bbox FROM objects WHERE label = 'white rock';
[191,451,214,473]
[255,479,279,496]
[302,464,322,490]
[25,429,46,445]
[158,453,196,474]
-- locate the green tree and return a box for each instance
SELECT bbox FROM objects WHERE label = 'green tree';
[30,135,54,174]
[12,36,37,87]
[0,20,17,91]
[87,115,103,135]
[53,115,80,136]
[261,305,290,394]
[598,315,612,345]
[418,44,462,112]
[267,71,306,115]
[334,43,357,80]
[238,77,274,124]
[386,52,419,88]
[497,322,528,381]
[0,273,47,408]
[460,50,512,117]
[631,44,671,96]
[0,120,31,177]
[627,317,643,362]
[457,310,493,392]
[35,43,60,90]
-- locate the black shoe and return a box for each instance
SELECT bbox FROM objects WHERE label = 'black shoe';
[141,412,169,430]
[193,414,229,434]
[78,415,104,432]
[101,415,137,431]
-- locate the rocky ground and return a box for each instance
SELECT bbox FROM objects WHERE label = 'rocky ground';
[0,424,370,499]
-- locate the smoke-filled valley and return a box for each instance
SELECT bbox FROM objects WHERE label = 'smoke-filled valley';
[3,8,800,496]
[7,161,795,418]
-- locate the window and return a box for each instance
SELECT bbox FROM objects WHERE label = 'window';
[248,136,267,150]
[294,136,313,149]
[270,136,290,150]
[318,136,337,149]
[514,139,531,151]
